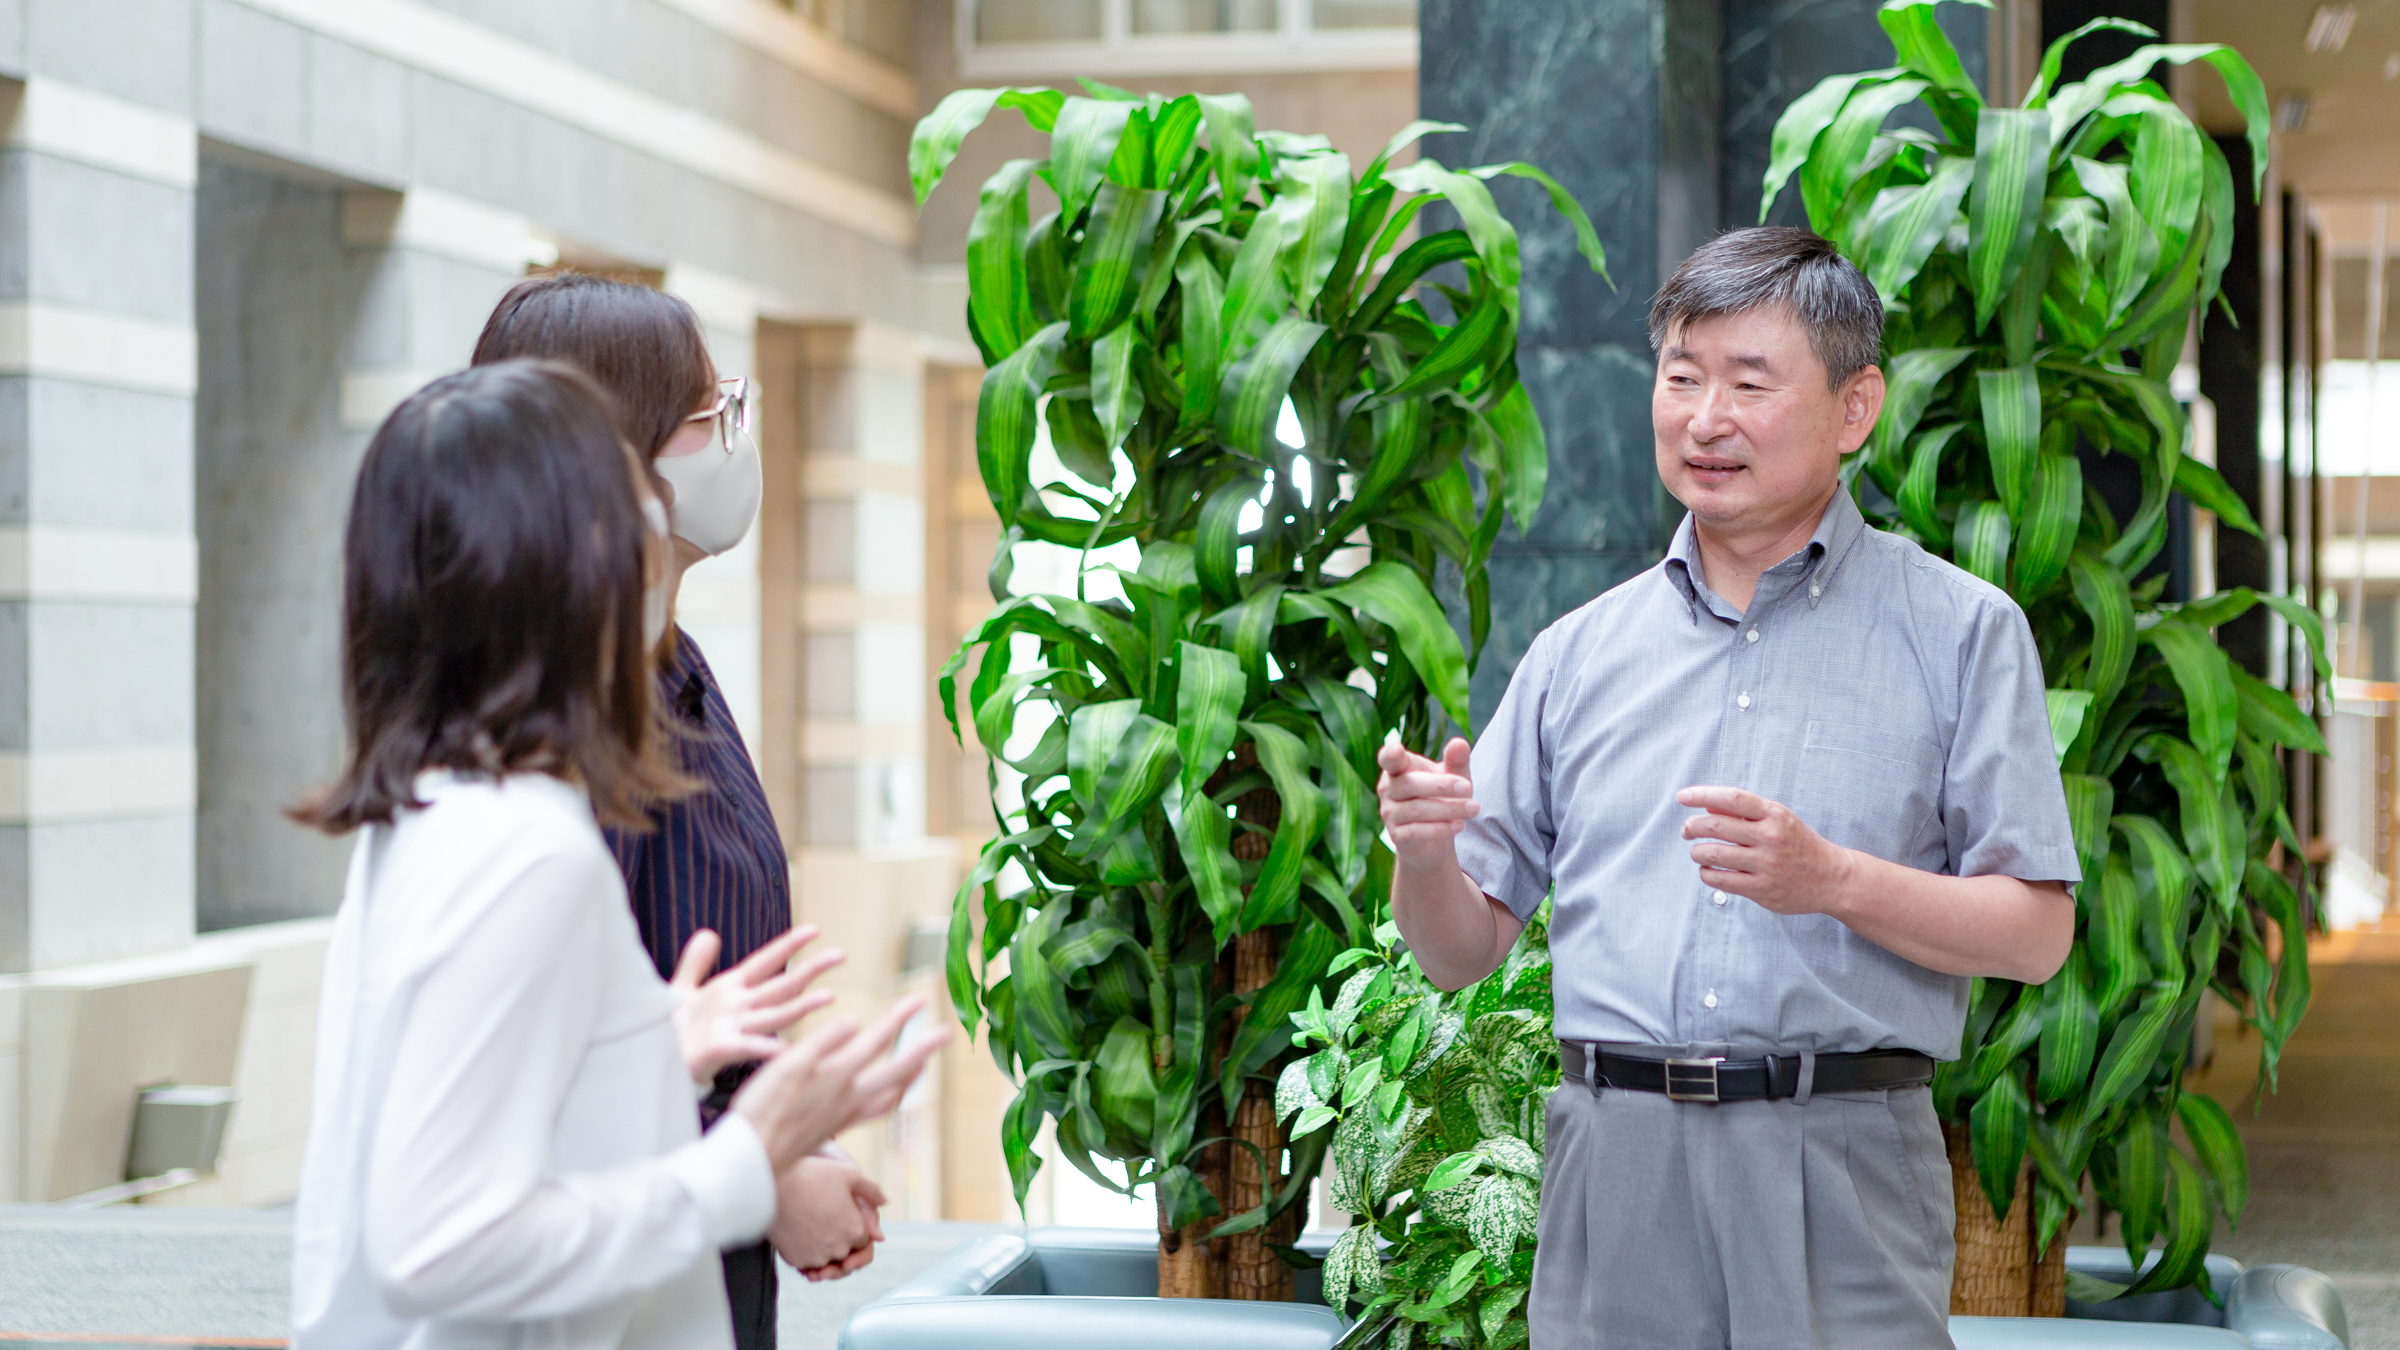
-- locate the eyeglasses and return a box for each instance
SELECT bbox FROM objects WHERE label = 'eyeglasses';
[684,376,753,453]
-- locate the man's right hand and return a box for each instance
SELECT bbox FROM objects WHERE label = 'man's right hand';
[1377,737,1481,869]
[1376,737,1520,990]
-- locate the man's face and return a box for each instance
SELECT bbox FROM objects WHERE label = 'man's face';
[1652,306,1884,531]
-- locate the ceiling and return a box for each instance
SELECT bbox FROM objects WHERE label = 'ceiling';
[2189,0,2400,250]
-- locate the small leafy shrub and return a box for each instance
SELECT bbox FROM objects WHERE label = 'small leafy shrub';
[1281,911,1557,1350]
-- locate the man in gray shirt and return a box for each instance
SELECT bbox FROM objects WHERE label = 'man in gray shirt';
[1376,228,2079,1349]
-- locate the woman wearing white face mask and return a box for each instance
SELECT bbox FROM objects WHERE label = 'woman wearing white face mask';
[471,277,880,1350]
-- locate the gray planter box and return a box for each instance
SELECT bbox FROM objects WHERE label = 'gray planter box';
[842,1229,2348,1350]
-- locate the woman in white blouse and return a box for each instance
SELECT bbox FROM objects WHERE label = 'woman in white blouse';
[287,359,943,1350]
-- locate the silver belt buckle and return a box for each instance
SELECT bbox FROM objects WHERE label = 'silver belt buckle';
[1664,1056,1726,1103]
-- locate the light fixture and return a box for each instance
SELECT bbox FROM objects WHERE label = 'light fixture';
[2307,4,2357,54]
[2276,93,2313,132]
[2385,51,2399,80]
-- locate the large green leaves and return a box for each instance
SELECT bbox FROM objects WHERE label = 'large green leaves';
[1783,15,2298,1302]
[914,96,1593,1233]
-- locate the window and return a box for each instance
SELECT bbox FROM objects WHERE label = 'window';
[958,0,1415,77]
[974,0,1105,43]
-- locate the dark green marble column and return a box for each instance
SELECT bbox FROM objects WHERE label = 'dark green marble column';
[1422,0,1984,722]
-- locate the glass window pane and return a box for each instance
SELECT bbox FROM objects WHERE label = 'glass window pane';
[1311,0,1414,29]
[1132,0,1278,35]
[975,0,1103,44]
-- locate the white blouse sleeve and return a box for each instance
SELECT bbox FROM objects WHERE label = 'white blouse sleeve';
[361,843,775,1322]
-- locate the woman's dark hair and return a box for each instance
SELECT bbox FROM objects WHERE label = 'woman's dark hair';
[471,273,716,461]
[291,359,691,834]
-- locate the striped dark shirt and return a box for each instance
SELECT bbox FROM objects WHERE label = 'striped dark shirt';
[606,628,791,979]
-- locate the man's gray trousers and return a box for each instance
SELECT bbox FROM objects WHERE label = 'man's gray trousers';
[1528,1080,1955,1349]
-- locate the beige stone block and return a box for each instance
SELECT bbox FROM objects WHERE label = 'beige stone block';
[0,1048,19,1202]
[801,454,922,501]
[800,721,924,765]
[22,962,252,1199]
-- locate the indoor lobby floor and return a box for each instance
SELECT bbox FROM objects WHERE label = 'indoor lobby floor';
[2207,915,2400,1350]
[1,929,2394,1349]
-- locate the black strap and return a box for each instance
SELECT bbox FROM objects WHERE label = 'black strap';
[1557,1041,1933,1102]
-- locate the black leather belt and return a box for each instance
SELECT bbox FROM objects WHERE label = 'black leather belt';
[1557,1040,1934,1103]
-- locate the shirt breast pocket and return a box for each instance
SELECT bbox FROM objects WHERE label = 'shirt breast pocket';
[1800,719,1944,864]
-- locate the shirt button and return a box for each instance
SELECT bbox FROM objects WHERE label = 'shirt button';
[1736,693,1751,709]
[1810,584,1821,598]
[1712,890,1727,906]
[1704,990,1719,1009]
[1745,629,1759,643]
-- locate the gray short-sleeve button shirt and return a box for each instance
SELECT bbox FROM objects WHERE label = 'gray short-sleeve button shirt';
[1454,489,2079,1059]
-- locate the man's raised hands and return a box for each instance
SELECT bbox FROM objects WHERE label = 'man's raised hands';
[1376,737,1480,868]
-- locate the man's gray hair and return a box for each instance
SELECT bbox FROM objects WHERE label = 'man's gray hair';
[1647,227,1884,389]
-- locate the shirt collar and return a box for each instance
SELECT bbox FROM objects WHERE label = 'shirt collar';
[1662,486,1868,622]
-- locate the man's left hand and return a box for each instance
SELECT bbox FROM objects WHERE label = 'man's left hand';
[1676,786,1857,916]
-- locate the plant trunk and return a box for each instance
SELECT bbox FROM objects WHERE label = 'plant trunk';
[1159,1062,1231,1297]
[1227,929,1299,1300]
[1156,745,1300,1301]
[1945,1122,2067,1317]
[1158,1170,1228,1297]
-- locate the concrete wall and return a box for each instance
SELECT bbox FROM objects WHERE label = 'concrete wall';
[0,0,961,1205]
[195,160,369,931]
[0,0,1429,1215]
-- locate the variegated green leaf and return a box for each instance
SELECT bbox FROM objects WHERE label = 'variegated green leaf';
[1760,67,1905,222]
[1323,1222,1384,1310]
[2069,552,2136,713]
[975,322,1069,526]
[1971,1068,2031,1220]
[1050,96,1135,224]
[1869,347,1974,472]
[909,86,1063,203]
[1218,316,1327,459]
[2036,945,2100,1101]
[1321,562,1474,731]
[965,158,1042,361]
[1977,366,2041,517]
[1068,184,1167,339]
[1466,1172,1536,1271]
[2046,690,2095,765]
[1264,150,1354,315]
[1953,500,2012,589]
[1864,154,1975,303]
[1967,108,2050,328]
[1802,77,1932,230]
[2143,619,2239,780]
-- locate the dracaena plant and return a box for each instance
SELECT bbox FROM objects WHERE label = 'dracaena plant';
[1765,1,2324,1298]
[907,83,1604,1264]
[1279,911,1558,1350]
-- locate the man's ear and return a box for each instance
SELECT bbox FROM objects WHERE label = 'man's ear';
[1837,365,1887,456]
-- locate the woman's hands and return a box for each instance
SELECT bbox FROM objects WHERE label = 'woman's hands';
[769,1146,887,1281]
[670,926,844,1084]
[730,995,949,1174]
